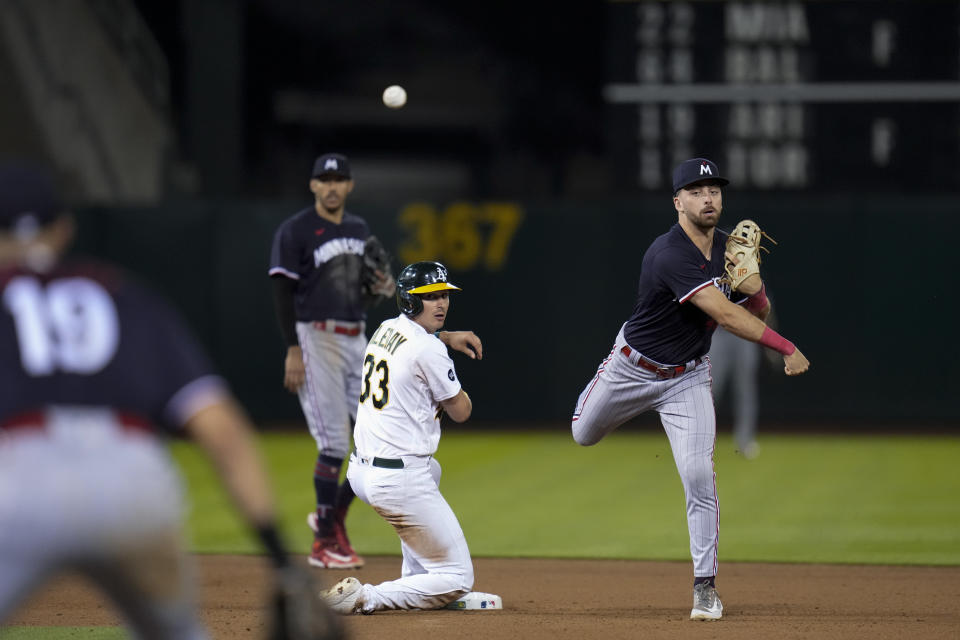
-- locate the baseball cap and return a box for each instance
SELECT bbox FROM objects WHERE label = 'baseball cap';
[672,158,729,193]
[0,163,63,231]
[311,153,351,179]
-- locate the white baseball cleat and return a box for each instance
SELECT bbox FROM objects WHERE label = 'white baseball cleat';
[690,582,723,621]
[320,577,365,615]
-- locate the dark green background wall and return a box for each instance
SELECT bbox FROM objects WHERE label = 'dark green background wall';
[74,193,956,426]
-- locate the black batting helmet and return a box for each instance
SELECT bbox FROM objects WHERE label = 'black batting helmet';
[396,261,461,317]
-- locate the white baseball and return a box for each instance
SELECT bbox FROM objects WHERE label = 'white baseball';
[382,85,407,109]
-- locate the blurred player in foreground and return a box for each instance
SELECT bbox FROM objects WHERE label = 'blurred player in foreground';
[0,164,339,639]
[320,261,489,614]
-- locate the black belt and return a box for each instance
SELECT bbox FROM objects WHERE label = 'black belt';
[354,451,404,468]
[620,346,702,379]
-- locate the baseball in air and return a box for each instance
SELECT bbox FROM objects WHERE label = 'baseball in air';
[382,85,407,109]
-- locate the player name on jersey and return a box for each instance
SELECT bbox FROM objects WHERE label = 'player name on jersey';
[369,324,408,355]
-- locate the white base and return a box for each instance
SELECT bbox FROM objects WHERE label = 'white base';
[445,592,503,610]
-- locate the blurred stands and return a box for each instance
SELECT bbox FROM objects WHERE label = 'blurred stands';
[0,0,604,205]
[0,0,174,203]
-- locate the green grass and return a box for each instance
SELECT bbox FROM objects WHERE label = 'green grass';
[0,629,124,639]
[172,429,960,566]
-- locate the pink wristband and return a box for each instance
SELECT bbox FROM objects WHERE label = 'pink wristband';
[743,284,768,314]
[759,326,796,356]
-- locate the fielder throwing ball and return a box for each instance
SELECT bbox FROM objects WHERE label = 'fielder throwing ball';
[321,261,484,614]
[571,158,809,621]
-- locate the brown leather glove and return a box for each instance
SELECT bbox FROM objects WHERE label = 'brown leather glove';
[723,219,777,292]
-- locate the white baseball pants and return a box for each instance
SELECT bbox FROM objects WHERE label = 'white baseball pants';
[571,325,720,578]
[0,428,207,639]
[296,322,365,459]
[346,453,473,611]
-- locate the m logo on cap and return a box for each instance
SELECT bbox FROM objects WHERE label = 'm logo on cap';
[324,158,339,171]
[672,157,728,193]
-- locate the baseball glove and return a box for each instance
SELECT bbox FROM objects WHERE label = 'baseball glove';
[361,235,395,297]
[267,567,344,640]
[723,219,777,292]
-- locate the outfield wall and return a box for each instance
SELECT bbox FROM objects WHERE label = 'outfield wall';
[73,193,955,426]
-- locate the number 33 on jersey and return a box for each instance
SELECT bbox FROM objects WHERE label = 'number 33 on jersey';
[353,314,461,457]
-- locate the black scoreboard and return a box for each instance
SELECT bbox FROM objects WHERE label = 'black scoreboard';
[604,1,960,191]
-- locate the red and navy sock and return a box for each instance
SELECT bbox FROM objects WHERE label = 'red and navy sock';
[313,453,342,538]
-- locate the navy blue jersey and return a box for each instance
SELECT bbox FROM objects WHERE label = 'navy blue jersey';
[0,259,225,432]
[624,223,746,365]
[268,207,372,322]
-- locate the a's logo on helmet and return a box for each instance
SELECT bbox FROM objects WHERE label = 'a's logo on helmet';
[436,265,447,281]
[324,158,338,170]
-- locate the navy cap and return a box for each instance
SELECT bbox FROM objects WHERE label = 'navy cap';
[311,153,351,179]
[0,164,63,231]
[672,158,729,193]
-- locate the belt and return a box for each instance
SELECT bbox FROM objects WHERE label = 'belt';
[620,346,702,379]
[354,452,404,468]
[313,320,363,337]
[0,410,152,434]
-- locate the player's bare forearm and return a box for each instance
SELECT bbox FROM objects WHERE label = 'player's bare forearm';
[185,398,278,527]
[695,286,810,376]
[721,306,767,341]
[437,330,483,360]
[693,286,766,342]
[441,390,472,422]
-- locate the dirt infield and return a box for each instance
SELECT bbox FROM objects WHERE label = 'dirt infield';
[7,555,960,639]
